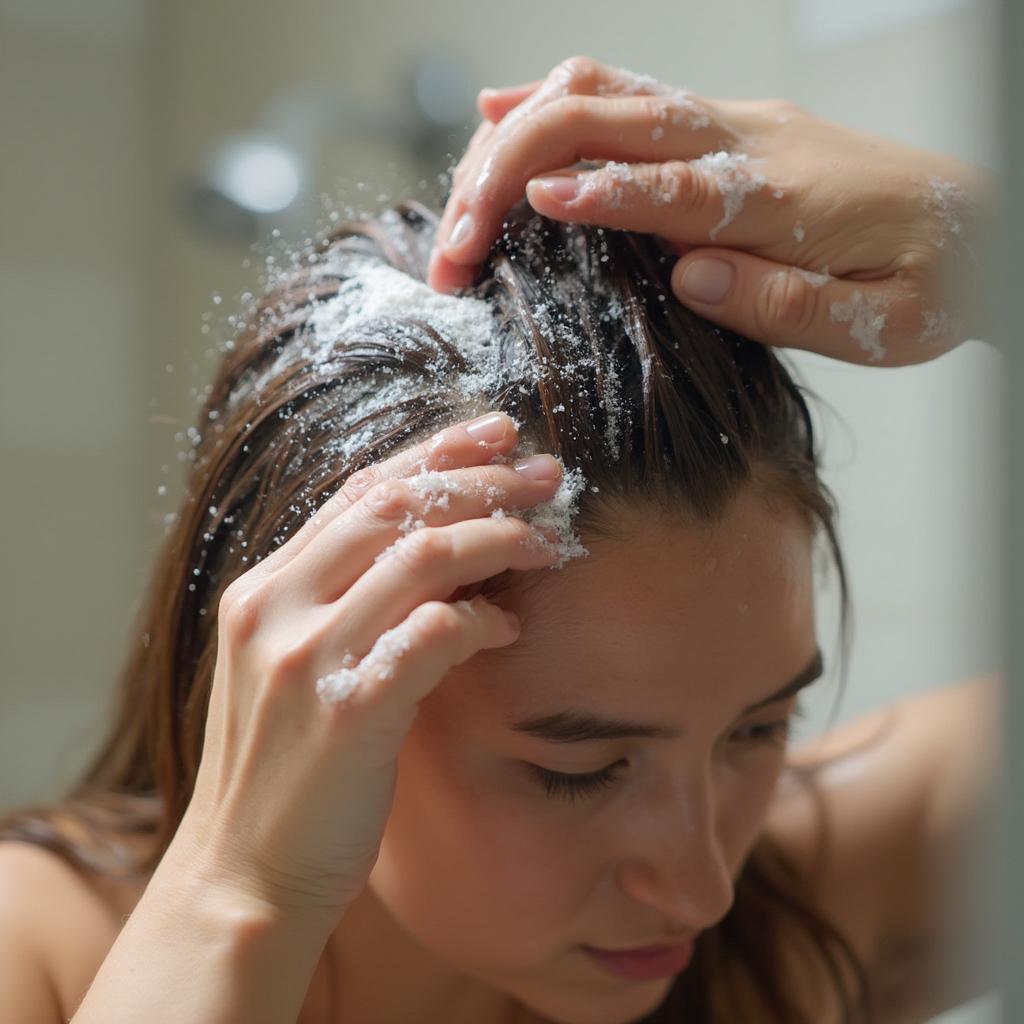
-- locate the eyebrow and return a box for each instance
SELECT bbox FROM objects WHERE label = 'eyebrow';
[508,648,824,744]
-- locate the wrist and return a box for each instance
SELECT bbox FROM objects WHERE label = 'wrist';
[151,827,342,947]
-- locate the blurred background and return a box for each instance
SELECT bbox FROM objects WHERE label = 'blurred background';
[0,0,1016,1021]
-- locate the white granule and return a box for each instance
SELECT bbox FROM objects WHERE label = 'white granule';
[924,176,967,247]
[483,453,589,567]
[370,454,589,570]
[688,151,767,241]
[405,465,467,511]
[792,223,805,243]
[653,90,712,131]
[650,125,665,141]
[829,290,889,362]
[918,308,961,348]
[316,627,413,703]
[579,161,635,210]
[793,266,831,288]
[314,652,359,703]
[228,255,546,472]
[597,66,672,97]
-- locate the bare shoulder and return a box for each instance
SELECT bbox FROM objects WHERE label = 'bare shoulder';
[763,675,1001,1022]
[0,840,148,1021]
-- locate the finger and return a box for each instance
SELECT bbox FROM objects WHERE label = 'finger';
[289,456,564,602]
[253,411,519,577]
[523,156,776,248]
[432,93,733,272]
[450,118,497,193]
[315,595,519,712]
[428,56,699,292]
[477,82,544,122]
[331,513,560,654]
[669,250,936,367]
[429,118,501,293]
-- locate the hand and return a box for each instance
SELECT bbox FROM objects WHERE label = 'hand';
[171,412,563,918]
[428,56,995,367]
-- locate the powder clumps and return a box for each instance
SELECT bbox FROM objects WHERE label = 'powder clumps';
[793,265,831,289]
[829,290,889,362]
[918,308,962,349]
[315,627,413,704]
[579,161,636,210]
[924,176,968,247]
[689,151,768,241]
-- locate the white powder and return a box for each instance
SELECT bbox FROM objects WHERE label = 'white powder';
[579,161,635,210]
[918,308,962,349]
[793,266,831,289]
[596,67,666,96]
[315,625,414,704]
[792,223,805,243]
[924,176,967,247]
[689,152,767,241]
[829,290,889,362]
[650,90,712,132]
[228,256,543,474]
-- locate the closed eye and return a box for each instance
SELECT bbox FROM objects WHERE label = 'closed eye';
[526,699,807,804]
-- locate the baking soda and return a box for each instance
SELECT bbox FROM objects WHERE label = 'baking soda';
[829,290,889,362]
[689,152,768,241]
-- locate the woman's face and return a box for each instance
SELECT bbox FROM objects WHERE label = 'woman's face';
[365,486,819,1024]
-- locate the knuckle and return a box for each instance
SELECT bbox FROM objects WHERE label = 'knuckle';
[394,528,451,577]
[219,582,266,643]
[341,465,382,504]
[267,637,317,687]
[409,601,462,646]
[757,270,819,342]
[494,513,533,547]
[654,162,695,209]
[557,55,600,88]
[362,479,413,524]
[546,93,590,127]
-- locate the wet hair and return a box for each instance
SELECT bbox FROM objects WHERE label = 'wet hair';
[0,198,873,1022]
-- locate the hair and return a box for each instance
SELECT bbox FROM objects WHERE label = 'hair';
[0,197,874,1022]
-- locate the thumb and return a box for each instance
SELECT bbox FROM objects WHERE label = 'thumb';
[670,249,930,367]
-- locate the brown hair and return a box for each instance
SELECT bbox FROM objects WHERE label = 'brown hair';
[1,198,873,1021]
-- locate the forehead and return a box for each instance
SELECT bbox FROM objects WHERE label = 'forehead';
[440,488,817,721]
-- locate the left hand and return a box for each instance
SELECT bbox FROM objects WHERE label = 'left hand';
[427,56,994,368]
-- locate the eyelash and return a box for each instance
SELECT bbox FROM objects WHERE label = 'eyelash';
[529,703,807,804]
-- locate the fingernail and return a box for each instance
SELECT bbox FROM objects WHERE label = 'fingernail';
[445,211,474,251]
[465,412,509,444]
[678,258,735,305]
[513,454,562,481]
[528,176,580,203]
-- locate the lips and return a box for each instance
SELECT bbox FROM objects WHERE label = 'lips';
[597,941,692,955]
[583,939,696,980]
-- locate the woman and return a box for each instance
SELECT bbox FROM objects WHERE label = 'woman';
[0,57,998,1024]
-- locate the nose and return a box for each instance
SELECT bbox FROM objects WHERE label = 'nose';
[615,768,736,932]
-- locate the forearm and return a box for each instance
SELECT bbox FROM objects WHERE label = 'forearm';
[70,852,336,1024]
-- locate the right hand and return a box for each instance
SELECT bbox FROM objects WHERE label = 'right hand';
[171,412,564,918]
[430,56,996,366]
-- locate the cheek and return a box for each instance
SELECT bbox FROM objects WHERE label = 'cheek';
[368,727,589,965]
[720,754,789,867]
